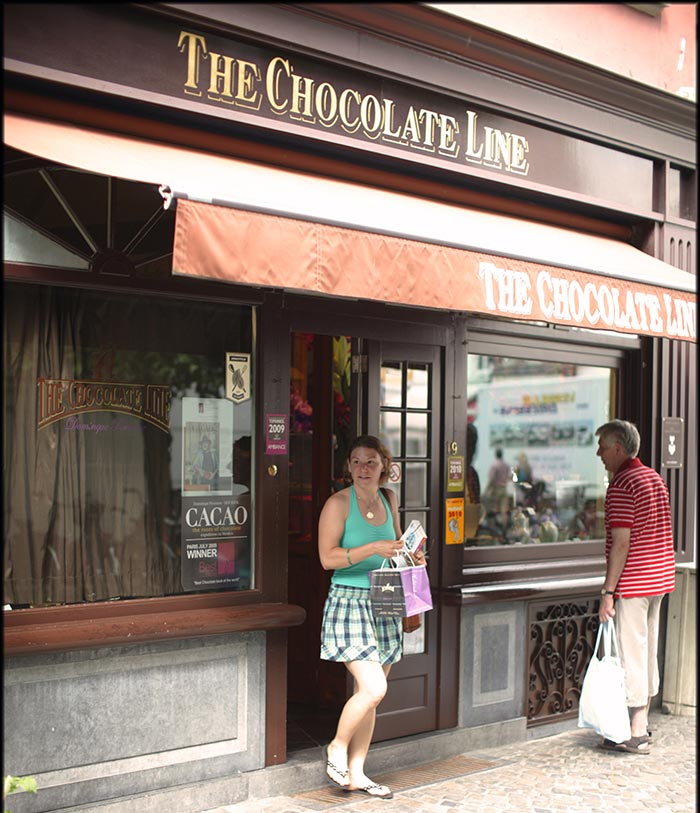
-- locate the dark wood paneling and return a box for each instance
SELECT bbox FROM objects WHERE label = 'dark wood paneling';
[266,628,289,765]
[663,223,696,274]
[437,595,460,729]
[642,337,697,564]
[3,602,306,656]
[638,206,696,567]
[257,294,292,599]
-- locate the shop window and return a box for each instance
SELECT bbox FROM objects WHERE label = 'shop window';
[3,282,255,607]
[3,211,89,270]
[466,354,615,547]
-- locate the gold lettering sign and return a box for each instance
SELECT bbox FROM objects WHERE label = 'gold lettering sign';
[37,378,172,432]
[176,30,530,176]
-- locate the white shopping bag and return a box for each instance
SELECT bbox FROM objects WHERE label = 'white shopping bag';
[577,620,631,743]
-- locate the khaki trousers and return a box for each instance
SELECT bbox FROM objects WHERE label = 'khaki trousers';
[614,595,664,708]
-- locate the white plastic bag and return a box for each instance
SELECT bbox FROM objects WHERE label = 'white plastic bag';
[577,620,631,743]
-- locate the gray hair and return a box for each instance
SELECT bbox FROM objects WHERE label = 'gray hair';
[595,420,640,457]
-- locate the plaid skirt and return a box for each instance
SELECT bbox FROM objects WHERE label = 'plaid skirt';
[320,584,403,665]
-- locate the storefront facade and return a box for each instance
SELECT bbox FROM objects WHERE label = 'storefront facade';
[3,5,696,812]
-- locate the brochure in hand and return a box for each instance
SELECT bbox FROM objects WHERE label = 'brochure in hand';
[392,520,427,567]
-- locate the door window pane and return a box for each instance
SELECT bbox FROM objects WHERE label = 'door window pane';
[381,363,402,407]
[467,355,613,546]
[402,618,425,654]
[379,411,402,458]
[406,412,428,457]
[406,364,429,408]
[405,462,428,507]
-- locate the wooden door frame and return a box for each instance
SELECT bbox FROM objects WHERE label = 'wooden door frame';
[280,300,463,737]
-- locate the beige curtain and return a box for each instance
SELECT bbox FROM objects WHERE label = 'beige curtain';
[4,286,85,603]
[3,285,175,605]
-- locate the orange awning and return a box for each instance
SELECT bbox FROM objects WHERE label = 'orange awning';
[4,113,696,341]
[172,198,696,341]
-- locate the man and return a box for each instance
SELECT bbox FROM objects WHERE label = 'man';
[595,420,675,755]
[485,447,512,530]
[466,423,481,505]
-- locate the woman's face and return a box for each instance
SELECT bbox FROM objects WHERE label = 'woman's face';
[348,447,384,487]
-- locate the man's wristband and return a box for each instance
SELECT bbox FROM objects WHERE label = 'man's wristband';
[600,588,615,596]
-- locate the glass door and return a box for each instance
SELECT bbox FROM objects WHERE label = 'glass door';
[368,341,442,740]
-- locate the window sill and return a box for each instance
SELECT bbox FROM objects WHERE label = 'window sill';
[444,575,604,606]
[451,550,606,604]
[3,601,306,656]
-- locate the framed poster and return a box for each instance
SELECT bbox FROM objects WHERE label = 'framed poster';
[181,396,251,591]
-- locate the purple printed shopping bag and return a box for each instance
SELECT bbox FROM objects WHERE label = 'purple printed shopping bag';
[370,561,433,618]
[400,565,433,617]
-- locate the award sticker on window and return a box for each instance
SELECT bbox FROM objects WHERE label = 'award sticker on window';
[445,497,464,545]
[226,353,250,403]
[447,455,464,492]
[266,413,288,455]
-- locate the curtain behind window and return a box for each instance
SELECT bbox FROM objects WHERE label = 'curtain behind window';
[4,286,88,603]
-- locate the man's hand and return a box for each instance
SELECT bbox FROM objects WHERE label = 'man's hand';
[598,593,615,622]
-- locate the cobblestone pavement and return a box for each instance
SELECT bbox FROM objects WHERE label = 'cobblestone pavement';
[203,711,696,813]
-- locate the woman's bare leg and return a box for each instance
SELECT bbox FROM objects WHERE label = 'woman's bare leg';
[326,661,390,787]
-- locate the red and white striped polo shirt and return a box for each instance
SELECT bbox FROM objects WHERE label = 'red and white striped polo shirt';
[604,456,675,598]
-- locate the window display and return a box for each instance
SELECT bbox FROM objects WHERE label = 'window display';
[466,355,614,546]
[3,283,254,606]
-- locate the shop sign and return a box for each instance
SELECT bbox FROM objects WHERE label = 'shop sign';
[661,417,683,468]
[478,261,696,340]
[225,352,251,403]
[177,31,529,175]
[36,377,171,432]
[4,4,656,211]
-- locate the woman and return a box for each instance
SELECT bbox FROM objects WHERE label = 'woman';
[318,435,426,800]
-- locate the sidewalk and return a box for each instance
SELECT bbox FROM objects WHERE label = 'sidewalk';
[203,710,696,813]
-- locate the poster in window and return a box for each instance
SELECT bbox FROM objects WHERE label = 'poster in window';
[180,493,251,591]
[181,396,251,590]
[182,397,233,496]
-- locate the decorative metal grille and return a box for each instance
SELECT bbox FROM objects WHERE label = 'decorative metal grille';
[527,597,600,726]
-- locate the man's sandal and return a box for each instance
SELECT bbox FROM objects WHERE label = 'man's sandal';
[615,735,651,754]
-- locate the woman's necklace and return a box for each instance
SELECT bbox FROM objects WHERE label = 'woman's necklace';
[359,490,380,519]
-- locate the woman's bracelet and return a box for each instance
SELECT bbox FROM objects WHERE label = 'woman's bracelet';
[346,549,353,566]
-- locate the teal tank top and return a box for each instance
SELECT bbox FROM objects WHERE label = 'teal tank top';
[331,486,395,588]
